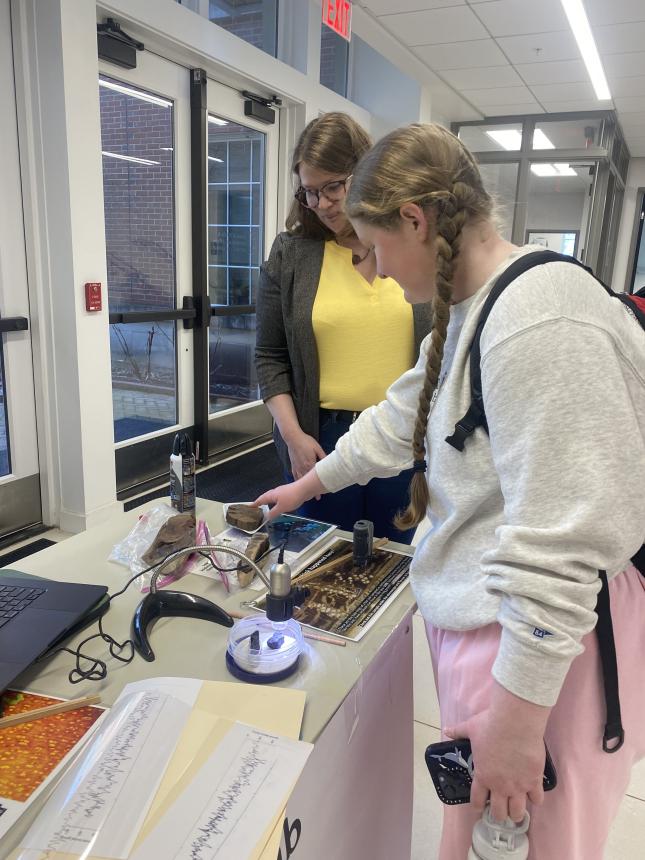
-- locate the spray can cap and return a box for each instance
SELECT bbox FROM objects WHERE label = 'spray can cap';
[172,433,193,457]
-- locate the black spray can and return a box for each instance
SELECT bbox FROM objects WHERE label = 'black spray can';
[169,432,196,512]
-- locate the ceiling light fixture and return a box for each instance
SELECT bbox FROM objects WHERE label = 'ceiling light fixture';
[99,79,172,108]
[531,164,559,177]
[486,129,555,151]
[208,116,229,126]
[532,129,555,150]
[530,163,578,177]
[208,156,224,163]
[102,151,160,166]
[486,129,522,150]
[560,0,611,100]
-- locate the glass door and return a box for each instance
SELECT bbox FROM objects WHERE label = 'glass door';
[99,51,192,492]
[205,80,278,455]
[99,52,279,494]
[0,0,42,539]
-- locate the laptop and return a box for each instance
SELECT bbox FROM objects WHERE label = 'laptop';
[0,570,108,693]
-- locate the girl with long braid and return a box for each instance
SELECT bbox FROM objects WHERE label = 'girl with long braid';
[255,123,645,859]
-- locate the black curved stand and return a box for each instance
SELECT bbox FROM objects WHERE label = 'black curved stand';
[132,590,234,662]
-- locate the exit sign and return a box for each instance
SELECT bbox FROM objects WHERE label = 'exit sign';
[322,0,352,43]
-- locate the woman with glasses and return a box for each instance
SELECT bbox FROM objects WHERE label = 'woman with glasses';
[255,112,431,542]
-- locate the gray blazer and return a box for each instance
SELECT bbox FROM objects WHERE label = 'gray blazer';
[255,232,433,474]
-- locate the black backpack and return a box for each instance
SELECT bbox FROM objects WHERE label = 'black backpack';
[445,249,645,753]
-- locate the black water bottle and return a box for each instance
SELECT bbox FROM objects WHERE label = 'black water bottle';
[169,432,196,512]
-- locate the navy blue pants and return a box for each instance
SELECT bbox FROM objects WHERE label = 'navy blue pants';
[293,409,416,545]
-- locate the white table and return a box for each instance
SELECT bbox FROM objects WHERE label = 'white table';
[5,499,417,860]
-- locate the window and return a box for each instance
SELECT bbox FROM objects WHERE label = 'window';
[178,0,279,57]
[320,22,349,96]
[533,118,604,150]
[526,162,594,261]
[478,163,519,241]
[99,77,178,442]
[629,195,645,294]
[459,123,523,153]
[208,116,266,412]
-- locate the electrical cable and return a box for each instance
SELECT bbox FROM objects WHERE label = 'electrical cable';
[37,545,232,684]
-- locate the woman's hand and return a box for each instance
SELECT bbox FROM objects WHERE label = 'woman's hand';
[254,470,328,520]
[445,681,550,823]
[286,431,326,480]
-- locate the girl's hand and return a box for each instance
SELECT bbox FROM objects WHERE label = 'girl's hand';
[445,682,550,823]
[286,431,326,480]
[254,470,327,520]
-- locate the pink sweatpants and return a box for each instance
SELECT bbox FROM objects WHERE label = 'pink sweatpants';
[424,564,645,860]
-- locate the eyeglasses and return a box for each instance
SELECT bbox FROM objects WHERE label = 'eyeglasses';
[295,176,350,210]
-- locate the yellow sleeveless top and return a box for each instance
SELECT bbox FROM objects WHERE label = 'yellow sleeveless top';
[313,241,414,410]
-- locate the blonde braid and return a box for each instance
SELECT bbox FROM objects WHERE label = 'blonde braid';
[345,123,494,531]
[395,187,468,529]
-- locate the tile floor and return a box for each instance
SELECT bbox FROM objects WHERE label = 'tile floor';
[10,526,645,857]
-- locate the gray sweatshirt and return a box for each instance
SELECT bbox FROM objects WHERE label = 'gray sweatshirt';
[316,247,645,707]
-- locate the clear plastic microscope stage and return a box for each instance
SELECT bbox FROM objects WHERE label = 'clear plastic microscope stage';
[225,615,305,683]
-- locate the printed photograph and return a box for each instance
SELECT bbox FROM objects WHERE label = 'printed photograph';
[256,538,411,640]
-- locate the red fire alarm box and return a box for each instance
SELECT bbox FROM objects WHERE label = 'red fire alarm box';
[85,282,102,312]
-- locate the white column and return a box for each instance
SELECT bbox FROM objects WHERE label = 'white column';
[12,0,121,532]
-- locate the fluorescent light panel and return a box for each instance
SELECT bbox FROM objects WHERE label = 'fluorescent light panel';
[102,151,160,166]
[530,163,577,177]
[560,0,611,100]
[486,129,521,150]
[208,116,229,126]
[531,164,558,177]
[486,129,555,151]
[532,129,555,150]
[99,79,172,108]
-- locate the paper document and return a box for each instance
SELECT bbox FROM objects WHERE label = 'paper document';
[132,722,312,860]
[19,689,190,859]
[12,680,308,860]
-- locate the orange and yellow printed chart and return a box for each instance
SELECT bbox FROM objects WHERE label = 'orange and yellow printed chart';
[0,689,106,841]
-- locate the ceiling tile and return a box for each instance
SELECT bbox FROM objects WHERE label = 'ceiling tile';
[462,84,535,106]
[470,0,570,37]
[594,22,645,55]
[609,76,645,97]
[477,101,545,116]
[583,0,645,26]
[413,38,507,69]
[440,64,523,89]
[363,0,465,13]
[614,95,645,113]
[378,6,488,46]
[529,81,599,102]
[496,31,581,64]
[603,52,645,79]
[513,59,588,86]
[539,98,615,112]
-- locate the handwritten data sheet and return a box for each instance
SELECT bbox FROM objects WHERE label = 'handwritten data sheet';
[19,689,190,859]
[132,722,312,860]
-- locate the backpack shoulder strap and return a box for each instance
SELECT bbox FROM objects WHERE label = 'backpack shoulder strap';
[445,250,591,452]
[615,291,645,328]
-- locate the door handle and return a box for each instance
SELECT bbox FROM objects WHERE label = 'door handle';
[0,317,28,333]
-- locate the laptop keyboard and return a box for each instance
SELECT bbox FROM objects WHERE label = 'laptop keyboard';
[0,584,46,628]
